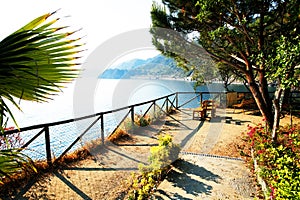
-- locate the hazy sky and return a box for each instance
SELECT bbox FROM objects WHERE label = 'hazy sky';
[0,0,159,62]
[3,0,163,126]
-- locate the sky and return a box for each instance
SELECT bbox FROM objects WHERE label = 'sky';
[0,0,160,62]
[2,0,163,126]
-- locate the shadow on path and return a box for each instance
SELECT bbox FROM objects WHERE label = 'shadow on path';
[155,189,193,200]
[6,177,40,200]
[104,145,148,165]
[53,171,92,200]
[173,160,221,183]
[4,170,94,200]
[153,159,221,199]
[166,113,193,131]
[180,121,204,148]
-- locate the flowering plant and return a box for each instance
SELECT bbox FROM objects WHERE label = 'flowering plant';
[247,123,300,199]
[0,127,23,150]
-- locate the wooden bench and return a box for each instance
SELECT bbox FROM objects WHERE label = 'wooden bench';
[193,100,216,119]
[233,98,256,113]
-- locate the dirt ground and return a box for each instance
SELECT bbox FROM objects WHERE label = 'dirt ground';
[210,109,299,158]
[1,108,299,200]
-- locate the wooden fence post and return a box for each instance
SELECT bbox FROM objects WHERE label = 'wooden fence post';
[100,114,104,145]
[131,106,135,134]
[44,126,52,166]
[166,97,169,113]
[200,92,203,104]
[153,101,156,119]
[176,92,179,109]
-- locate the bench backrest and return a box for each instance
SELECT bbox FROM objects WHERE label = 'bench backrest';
[201,100,216,108]
[241,98,255,105]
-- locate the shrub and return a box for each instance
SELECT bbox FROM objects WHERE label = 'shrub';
[128,134,180,199]
[135,111,151,127]
[0,127,34,184]
[146,134,180,171]
[0,127,23,150]
[107,128,130,143]
[247,123,300,199]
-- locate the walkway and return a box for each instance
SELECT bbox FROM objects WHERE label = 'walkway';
[154,108,256,199]
[154,154,254,199]
[2,108,256,199]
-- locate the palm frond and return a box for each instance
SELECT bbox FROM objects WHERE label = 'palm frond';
[0,11,84,181]
[0,11,83,103]
[0,149,36,183]
[0,11,83,130]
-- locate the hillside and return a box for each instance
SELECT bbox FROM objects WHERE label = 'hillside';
[99,55,188,79]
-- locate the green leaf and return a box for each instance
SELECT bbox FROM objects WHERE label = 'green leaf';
[0,10,84,180]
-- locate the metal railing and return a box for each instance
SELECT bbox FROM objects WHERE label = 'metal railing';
[3,91,299,165]
[3,92,198,165]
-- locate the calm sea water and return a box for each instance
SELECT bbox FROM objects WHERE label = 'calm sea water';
[7,79,229,160]
[9,79,226,128]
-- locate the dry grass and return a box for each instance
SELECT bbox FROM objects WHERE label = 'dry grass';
[107,128,131,143]
[0,146,92,195]
[2,127,134,189]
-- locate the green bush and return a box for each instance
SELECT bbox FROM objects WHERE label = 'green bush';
[128,134,180,199]
[247,123,300,199]
[134,111,151,127]
[146,134,180,170]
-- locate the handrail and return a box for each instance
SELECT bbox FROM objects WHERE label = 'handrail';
[55,115,103,164]
[2,90,299,165]
[3,93,177,136]
[4,90,299,136]
[3,92,180,163]
[5,90,299,136]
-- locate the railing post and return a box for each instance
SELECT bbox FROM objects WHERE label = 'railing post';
[131,106,135,134]
[166,97,169,113]
[200,92,203,105]
[44,126,52,166]
[176,92,179,109]
[223,91,226,107]
[100,114,104,145]
[153,101,156,119]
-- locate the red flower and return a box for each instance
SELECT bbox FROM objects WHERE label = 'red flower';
[270,185,276,199]
[257,150,264,155]
[4,126,14,131]
[247,127,256,138]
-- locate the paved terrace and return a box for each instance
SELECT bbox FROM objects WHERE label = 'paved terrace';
[3,108,257,200]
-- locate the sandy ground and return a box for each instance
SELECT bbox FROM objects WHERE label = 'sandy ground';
[1,108,298,199]
[154,155,255,199]
[153,108,257,199]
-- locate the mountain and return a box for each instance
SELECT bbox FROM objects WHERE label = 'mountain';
[111,58,145,70]
[99,55,187,79]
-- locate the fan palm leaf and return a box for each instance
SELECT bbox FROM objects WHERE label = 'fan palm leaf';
[0,11,83,183]
[0,149,36,181]
[0,11,83,127]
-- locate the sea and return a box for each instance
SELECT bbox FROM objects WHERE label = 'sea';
[8,79,232,128]
[6,79,243,160]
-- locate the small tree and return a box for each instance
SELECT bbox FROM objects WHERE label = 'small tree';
[265,35,300,140]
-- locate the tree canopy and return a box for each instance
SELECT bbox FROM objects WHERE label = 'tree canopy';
[151,0,300,131]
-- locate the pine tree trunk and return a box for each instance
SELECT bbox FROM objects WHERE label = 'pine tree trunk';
[245,73,274,128]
